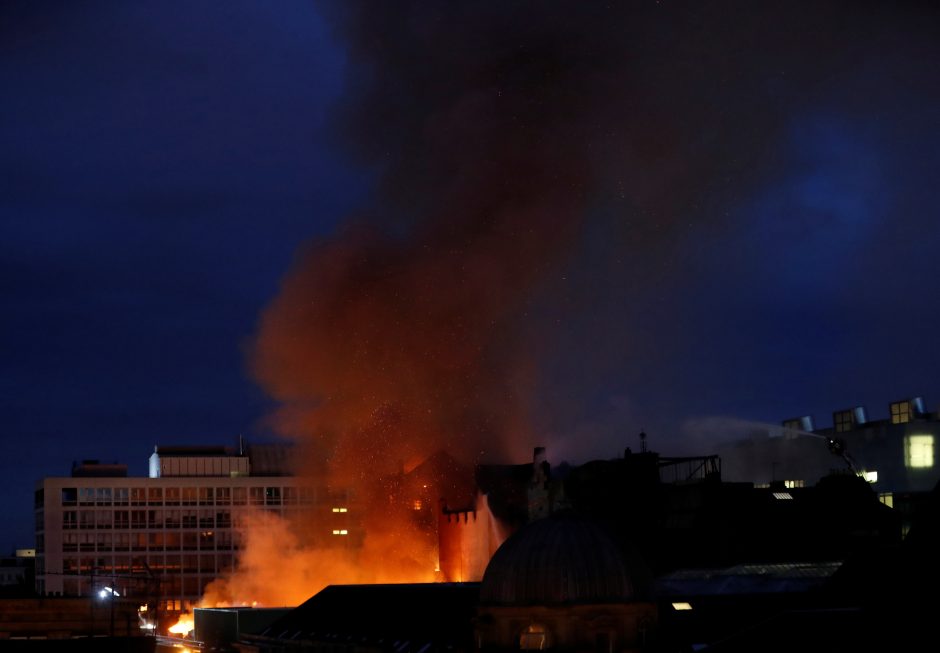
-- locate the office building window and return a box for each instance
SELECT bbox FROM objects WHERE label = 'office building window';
[61,488,78,506]
[833,411,853,433]
[79,488,95,505]
[283,487,298,504]
[115,533,130,551]
[905,435,934,468]
[63,533,78,552]
[265,487,281,505]
[520,624,550,650]
[891,401,913,425]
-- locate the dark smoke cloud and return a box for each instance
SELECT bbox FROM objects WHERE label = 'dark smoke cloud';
[251,0,938,478]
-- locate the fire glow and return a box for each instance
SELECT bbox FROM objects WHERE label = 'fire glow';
[173,0,644,632]
[168,615,194,636]
[166,476,446,634]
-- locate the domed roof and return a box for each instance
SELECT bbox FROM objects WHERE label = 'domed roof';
[480,513,643,605]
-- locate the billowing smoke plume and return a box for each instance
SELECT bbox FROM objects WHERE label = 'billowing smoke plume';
[201,1,933,609]
[252,1,835,476]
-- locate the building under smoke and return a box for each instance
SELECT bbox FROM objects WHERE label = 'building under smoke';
[34,442,353,625]
[438,445,899,583]
[715,395,940,536]
[228,444,929,653]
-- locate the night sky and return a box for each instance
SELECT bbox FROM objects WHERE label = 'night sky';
[2,1,939,549]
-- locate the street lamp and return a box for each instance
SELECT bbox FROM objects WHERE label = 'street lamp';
[98,585,120,635]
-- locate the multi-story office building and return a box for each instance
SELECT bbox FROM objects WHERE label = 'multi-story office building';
[34,444,353,614]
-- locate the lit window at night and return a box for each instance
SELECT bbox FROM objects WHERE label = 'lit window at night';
[891,401,913,425]
[905,435,934,468]
[519,624,549,650]
[773,492,793,500]
[331,529,348,536]
[861,470,878,483]
[671,602,693,611]
[879,493,893,508]
[784,480,804,489]
[413,500,423,511]
[331,507,348,513]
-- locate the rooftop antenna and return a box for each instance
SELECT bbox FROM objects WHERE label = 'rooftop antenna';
[639,430,648,453]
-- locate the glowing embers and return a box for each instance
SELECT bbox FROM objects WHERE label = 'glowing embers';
[905,435,934,468]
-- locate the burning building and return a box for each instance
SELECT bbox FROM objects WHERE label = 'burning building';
[227,443,920,653]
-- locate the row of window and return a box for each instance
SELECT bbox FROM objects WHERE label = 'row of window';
[57,506,347,530]
[59,486,331,507]
[61,553,235,576]
[61,530,237,552]
[57,573,216,602]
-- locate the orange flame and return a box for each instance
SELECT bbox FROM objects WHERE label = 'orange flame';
[168,613,194,636]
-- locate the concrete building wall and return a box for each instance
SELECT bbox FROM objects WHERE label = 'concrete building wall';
[35,474,354,615]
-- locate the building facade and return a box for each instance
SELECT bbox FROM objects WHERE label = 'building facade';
[34,445,353,615]
[718,396,940,496]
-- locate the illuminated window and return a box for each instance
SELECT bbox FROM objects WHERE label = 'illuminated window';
[331,529,348,536]
[784,480,804,489]
[879,492,893,508]
[413,500,423,511]
[861,470,878,483]
[519,624,550,650]
[331,507,348,513]
[773,492,793,500]
[671,602,693,611]
[905,435,934,468]
[891,401,913,425]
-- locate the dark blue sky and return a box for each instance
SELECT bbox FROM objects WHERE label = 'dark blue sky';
[2,1,939,548]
